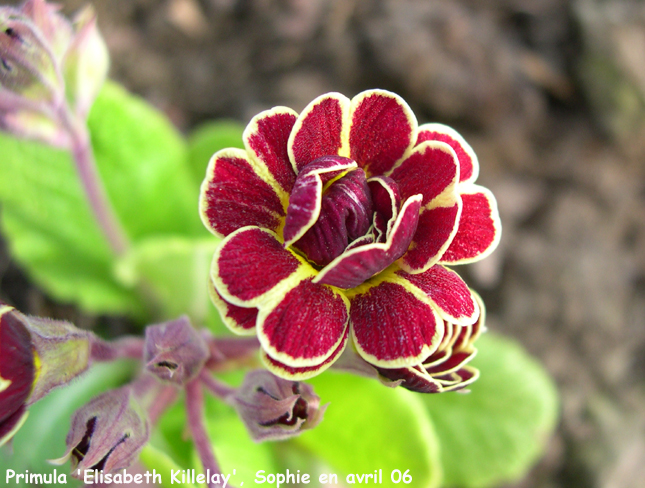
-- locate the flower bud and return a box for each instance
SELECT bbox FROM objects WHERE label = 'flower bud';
[144,316,209,386]
[0,8,61,102]
[231,370,326,442]
[62,5,109,118]
[0,303,91,445]
[51,385,149,475]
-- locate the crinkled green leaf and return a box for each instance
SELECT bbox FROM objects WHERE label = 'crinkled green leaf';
[0,81,204,318]
[424,333,559,488]
[115,236,226,330]
[296,371,442,488]
[0,361,135,487]
[188,120,245,185]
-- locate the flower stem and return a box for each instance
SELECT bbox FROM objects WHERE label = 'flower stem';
[199,370,236,400]
[205,335,260,369]
[57,105,129,256]
[185,379,228,488]
[90,335,144,361]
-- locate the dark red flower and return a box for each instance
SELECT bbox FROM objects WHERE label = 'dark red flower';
[199,90,501,385]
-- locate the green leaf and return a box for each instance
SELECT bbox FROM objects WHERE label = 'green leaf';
[0,81,206,318]
[0,361,135,487]
[423,333,559,488]
[114,235,226,331]
[0,133,145,316]
[296,371,442,488]
[188,120,245,185]
[89,82,203,239]
[139,445,198,488]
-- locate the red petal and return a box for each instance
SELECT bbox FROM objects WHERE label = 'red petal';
[397,265,479,325]
[261,328,349,380]
[389,141,459,207]
[288,93,350,173]
[0,306,34,426]
[349,90,417,176]
[368,176,402,226]
[440,185,501,264]
[0,405,28,447]
[208,280,258,335]
[244,107,298,193]
[425,350,477,376]
[282,156,357,247]
[315,195,422,288]
[399,201,461,273]
[212,227,307,307]
[199,149,285,237]
[416,123,479,184]
[349,280,443,367]
[258,279,349,367]
[376,366,442,393]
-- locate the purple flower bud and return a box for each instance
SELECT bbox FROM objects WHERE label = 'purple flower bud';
[50,385,149,476]
[231,370,326,442]
[144,316,209,386]
[0,8,61,102]
[0,303,91,446]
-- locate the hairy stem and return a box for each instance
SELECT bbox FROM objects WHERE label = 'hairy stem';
[90,335,144,362]
[58,106,129,255]
[186,379,228,488]
[199,370,236,400]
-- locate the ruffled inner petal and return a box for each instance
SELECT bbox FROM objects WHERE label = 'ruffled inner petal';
[282,156,357,247]
[293,168,373,266]
[244,107,298,193]
[348,279,444,367]
[416,123,479,184]
[439,184,502,265]
[257,278,349,367]
[199,149,286,238]
[349,90,418,176]
[212,227,308,307]
[288,93,350,173]
[314,195,422,289]
[397,265,479,326]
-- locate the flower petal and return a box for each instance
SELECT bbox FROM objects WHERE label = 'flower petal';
[208,279,258,335]
[211,226,311,307]
[367,176,402,235]
[425,349,477,376]
[377,366,443,393]
[396,265,479,326]
[349,90,417,176]
[0,405,29,447]
[439,184,502,265]
[292,168,372,267]
[261,328,349,380]
[257,278,349,367]
[389,141,459,208]
[199,148,286,238]
[282,156,357,248]
[0,306,35,426]
[416,123,479,184]
[288,93,351,173]
[348,276,444,368]
[314,195,422,288]
[399,198,462,273]
[244,107,298,193]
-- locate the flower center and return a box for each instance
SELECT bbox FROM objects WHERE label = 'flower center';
[286,156,374,267]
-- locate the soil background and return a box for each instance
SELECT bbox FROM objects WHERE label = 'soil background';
[2,1,645,487]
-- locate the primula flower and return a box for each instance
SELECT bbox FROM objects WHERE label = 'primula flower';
[0,303,91,445]
[200,90,501,383]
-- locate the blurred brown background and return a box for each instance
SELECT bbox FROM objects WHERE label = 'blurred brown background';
[1,1,645,487]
